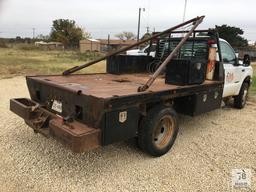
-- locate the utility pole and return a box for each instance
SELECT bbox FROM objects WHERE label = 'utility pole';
[182,0,188,22]
[137,8,145,42]
[32,28,35,39]
[107,34,110,51]
[107,34,110,45]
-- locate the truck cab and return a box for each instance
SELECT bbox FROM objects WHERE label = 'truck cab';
[219,39,253,107]
[142,36,253,108]
[126,44,156,57]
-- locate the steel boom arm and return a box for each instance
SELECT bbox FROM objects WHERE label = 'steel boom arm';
[62,16,205,76]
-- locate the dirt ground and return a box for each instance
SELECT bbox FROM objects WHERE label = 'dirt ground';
[0,76,255,192]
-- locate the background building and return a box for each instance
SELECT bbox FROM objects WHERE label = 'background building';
[80,39,136,52]
[79,39,101,52]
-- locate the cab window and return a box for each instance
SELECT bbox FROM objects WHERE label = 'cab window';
[220,41,236,64]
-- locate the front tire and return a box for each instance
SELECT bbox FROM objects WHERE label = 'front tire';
[138,105,179,157]
[234,82,249,109]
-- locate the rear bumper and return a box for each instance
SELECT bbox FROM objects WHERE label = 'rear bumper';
[10,98,101,153]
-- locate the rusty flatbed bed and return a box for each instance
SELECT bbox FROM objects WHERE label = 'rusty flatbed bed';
[11,72,222,153]
[28,73,222,99]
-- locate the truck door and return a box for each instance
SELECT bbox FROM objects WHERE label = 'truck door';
[220,41,241,97]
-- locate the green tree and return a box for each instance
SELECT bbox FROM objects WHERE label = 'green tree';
[216,25,248,47]
[140,32,152,42]
[139,32,151,47]
[50,19,87,48]
[115,31,136,40]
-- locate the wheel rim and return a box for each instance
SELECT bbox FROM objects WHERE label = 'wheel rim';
[242,88,248,106]
[153,115,174,149]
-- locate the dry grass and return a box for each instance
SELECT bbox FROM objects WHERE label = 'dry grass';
[0,47,106,78]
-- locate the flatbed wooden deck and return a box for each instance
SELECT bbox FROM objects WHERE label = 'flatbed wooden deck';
[28,73,222,99]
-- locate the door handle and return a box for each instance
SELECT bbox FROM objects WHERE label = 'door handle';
[242,69,245,72]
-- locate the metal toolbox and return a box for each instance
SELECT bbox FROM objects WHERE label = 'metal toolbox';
[174,85,223,116]
[165,59,207,85]
[107,55,153,74]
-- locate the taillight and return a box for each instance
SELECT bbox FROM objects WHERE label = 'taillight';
[208,39,216,46]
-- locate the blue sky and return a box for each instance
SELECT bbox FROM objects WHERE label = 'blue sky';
[0,0,255,41]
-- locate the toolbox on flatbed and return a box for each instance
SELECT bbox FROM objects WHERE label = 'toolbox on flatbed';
[107,55,153,74]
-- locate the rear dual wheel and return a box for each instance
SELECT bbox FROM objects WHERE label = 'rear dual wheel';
[138,105,179,157]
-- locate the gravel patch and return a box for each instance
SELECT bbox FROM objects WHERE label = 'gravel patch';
[0,76,255,191]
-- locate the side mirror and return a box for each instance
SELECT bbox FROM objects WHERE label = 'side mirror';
[243,54,251,66]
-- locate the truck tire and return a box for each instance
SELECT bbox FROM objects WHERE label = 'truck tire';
[138,105,179,157]
[234,82,249,109]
